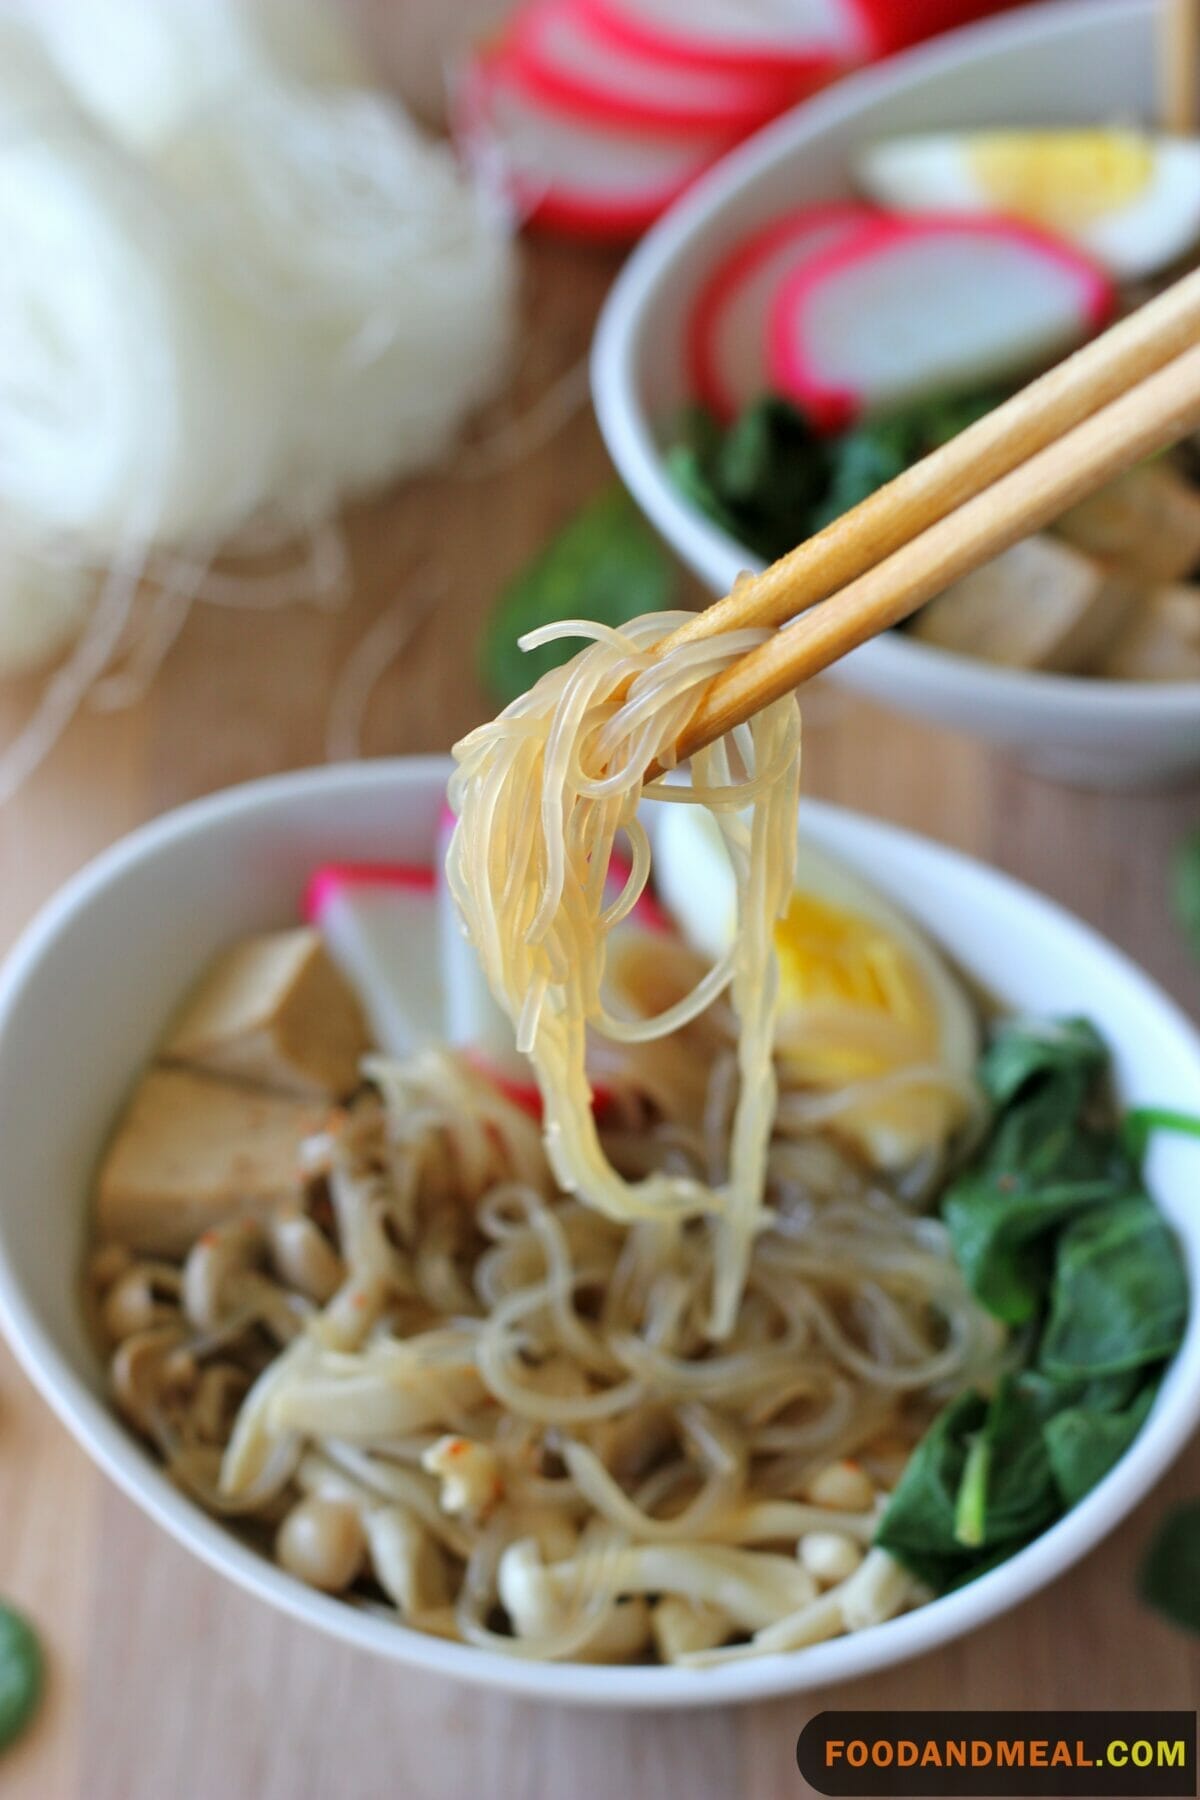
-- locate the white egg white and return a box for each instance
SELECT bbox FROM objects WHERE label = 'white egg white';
[652,802,979,1167]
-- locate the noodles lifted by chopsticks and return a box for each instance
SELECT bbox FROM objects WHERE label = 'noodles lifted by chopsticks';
[448,610,800,1339]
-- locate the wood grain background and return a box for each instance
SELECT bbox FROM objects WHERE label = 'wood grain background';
[1,243,1198,1800]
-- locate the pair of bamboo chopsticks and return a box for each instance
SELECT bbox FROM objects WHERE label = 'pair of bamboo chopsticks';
[656,262,1200,764]
[1162,0,1200,134]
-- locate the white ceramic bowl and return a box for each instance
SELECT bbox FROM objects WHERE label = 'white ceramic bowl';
[1,758,1199,1707]
[593,0,1200,789]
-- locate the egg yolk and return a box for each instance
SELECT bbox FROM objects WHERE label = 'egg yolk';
[774,891,938,1084]
[970,129,1153,229]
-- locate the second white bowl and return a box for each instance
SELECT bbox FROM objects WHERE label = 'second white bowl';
[592,0,1200,788]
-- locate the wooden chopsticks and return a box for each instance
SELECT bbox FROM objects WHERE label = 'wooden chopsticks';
[1161,0,1200,133]
[650,264,1200,764]
[677,341,1200,756]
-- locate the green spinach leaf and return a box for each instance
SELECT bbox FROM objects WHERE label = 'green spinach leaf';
[665,444,744,543]
[1139,1500,1200,1635]
[664,407,746,541]
[666,397,830,563]
[1039,1196,1188,1380]
[811,416,914,530]
[876,1014,1186,1598]
[713,397,827,519]
[664,381,1012,563]
[1043,1381,1158,1508]
[1171,828,1200,966]
[981,1090,1127,1192]
[875,1393,1001,1589]
[811,386,1011,531]
[977,1016,1108,1110]
[942,1174,1119,1326]
[941,1019,1131,1324]
[958,1378,1060,1549]
[1015,1367,1143,1418]
[0,1605,41,1754]
[907,384,1014,449]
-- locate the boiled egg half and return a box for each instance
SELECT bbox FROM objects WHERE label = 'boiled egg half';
[856,129,1200,281]
[652,805,979,1171]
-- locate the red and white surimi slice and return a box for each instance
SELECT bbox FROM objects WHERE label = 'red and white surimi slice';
[510,0,799,133]
[435,812,673,1102]
[304,865,443,1059]
[435,807,532,1095]
[850,0,1026,57]
[688,202,877,419]
[767,215,1114,432]
[577,0,865,77]
[305,857,542,1115]
[457,47,737,240]
[303,842,675,1120]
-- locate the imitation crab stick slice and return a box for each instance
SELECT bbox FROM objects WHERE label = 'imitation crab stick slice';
[457,46,737,241]
[435,807,533,1096]
[305,858,543,1115]
[438,806,675,1115]
[576,0,864,79]
[575,0,1020,81]
[851,0,1028,56]
[688,202,878,419]
[767,215,1114,432]
[304,865,443,1059]
[510,0,799,133]
[306,831,677,1119]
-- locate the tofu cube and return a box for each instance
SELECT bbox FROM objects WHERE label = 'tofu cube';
[1098,583,1200,680]
[162,927,369,1100]
[1055,463,1200,583]
[95,1068,329,1255]
[911,535,1132,672]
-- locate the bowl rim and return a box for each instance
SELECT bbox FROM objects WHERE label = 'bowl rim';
[591,0,1200,719]
[1,755,1199,1707]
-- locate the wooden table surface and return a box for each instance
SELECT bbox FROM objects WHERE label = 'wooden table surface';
[1,242,1198,1800]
